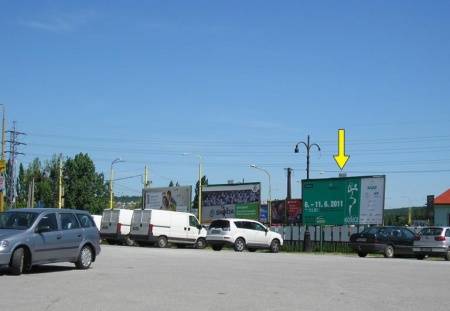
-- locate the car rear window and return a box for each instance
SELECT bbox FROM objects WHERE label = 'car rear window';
[361,227,379,235]
[209,220,230,230]
[421,228,443,236]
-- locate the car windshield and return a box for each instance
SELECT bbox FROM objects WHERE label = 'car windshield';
[420,228,443,236]
[0,212,38,230]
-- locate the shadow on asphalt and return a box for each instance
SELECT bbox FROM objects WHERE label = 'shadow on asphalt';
[0,265,75,276]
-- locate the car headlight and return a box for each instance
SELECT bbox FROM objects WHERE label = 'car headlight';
[0,240,10,248]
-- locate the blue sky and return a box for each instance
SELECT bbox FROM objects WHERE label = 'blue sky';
[1,1,450,208]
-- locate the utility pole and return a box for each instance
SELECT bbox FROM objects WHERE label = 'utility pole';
[285,168,293,199]
[27,178,35,208]
[144,165,150,188]
[0,105,6,212]
[58,157,63,208]
[6,121,26,208]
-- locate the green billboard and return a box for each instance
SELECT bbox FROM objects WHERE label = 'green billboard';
[302,176,385,225]
[235,202,259,219]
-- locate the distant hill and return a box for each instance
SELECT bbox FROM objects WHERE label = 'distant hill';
[114,195,142,209]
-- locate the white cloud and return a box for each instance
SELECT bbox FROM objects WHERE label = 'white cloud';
[19,10,95,33]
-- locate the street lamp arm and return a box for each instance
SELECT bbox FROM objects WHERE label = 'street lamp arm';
[295,141,308,150]
[310,143,321,152]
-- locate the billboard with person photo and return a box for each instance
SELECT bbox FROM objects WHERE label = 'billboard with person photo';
[202,183,261,223]
[143,186,192,212]
[270,200,286,225]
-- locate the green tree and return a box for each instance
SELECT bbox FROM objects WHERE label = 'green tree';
[16,163,28,207]
[192,175,208,211]
[63,153,108,214]
[169,180,174,187]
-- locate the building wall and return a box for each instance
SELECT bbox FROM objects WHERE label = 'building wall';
[434,205,450,226]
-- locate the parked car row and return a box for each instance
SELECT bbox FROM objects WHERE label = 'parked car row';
[99,209,284,253]
[0,208,101,275]
[349,226,450,261]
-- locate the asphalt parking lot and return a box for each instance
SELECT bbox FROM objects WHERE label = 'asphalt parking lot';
[0,245,448,311]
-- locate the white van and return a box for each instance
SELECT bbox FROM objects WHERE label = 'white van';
[130,209,207,248]
[92,215,102,231]
[100,209,134,246]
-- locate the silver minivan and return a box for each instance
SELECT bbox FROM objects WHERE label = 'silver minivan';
[0,208,101,275]
[413,227,450,260]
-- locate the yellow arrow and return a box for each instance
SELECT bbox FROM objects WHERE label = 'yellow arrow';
[333,129,350,170]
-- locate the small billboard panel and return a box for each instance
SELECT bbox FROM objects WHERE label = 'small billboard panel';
[143,186,192,212]
[259,204,268,223]
[286,199,302,224]
[271,200,286,225]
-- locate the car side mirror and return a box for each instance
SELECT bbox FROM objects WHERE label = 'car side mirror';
[196,225,202,230]
[37,225,51,233]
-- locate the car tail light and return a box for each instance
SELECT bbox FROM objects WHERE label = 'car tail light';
[148,224,153,235]
[116,223,122,233]
[414,235,421,241]
[435,236,445,241]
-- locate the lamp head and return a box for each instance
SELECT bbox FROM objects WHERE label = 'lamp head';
[294,145,299,153]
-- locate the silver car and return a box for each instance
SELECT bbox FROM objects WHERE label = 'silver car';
[413,227,450,261]
[0,208,101,275]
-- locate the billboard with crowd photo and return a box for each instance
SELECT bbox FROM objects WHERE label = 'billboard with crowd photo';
[143,186,192,212]
[201,183,261,223]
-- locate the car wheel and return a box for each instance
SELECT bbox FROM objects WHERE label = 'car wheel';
[195,238,206,249]
[234,238,246,252]
[444,252,450,261]
[212,244,223,251]
[75,245,93,269]
[270,239,280,253]
[416,254,425,260]
[248,248,257,252]
[157,236,168,248]
[384,245,395,258]
[358,252,367,258]
[10,248,25,275]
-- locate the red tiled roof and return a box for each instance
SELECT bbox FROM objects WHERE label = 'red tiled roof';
[435,189,450,205]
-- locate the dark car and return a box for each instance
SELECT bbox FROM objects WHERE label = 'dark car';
[350,226,416,258]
